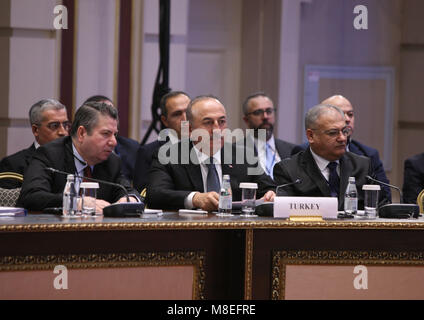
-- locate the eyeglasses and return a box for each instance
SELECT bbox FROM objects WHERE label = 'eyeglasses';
[311,126,352,138]
[247,108,276,117]
[41,121,72,131]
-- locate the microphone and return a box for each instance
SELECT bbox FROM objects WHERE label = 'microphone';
[46,167,144,217]
[366,175,403,203]
[365,175,419,219]
[256,179,302,217]
[276,179,302,196]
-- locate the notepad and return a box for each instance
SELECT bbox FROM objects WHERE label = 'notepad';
[0,207,27,217]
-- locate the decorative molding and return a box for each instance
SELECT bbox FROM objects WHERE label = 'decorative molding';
[271,249,424,300]
[244,229,253,300]
[2,217,424,232]
[0,250,206,300]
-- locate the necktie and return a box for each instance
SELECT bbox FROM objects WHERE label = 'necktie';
[327,162,340,197]
[266,143,276,178]
[83,165,92,182]
[206,157,220,193]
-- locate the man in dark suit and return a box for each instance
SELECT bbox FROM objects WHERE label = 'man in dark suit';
[291,95,391,202]
[274,104,389,212]
[242,92,295,180]
[403,152,424,204]
[147,95,276,211]
[133,91,190,192]
[0,99,70,188]
[17,102,140,213]
[83,95,139,183]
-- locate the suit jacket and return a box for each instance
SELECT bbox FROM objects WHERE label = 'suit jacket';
[273,148,388,211]
[17,136,138,211]
[291,139,392,202]
[146,142,276,210]
[133,140,165,192]
[115,135,139,183]
[0,144,36,188]
[402,152,424,204]
[275,138,296,161]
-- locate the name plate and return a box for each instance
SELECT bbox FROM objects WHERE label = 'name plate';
[274,196,338,219]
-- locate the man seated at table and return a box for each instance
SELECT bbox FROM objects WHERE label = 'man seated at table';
[402,152,424,204]
[17,102,140,213]
[273,104,389,211]
[0,99,70,188]
[146,95,276,211]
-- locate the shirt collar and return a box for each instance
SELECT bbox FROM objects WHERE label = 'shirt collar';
[309,147,339,171]
[193,144,221,165]
[34,141,40,149]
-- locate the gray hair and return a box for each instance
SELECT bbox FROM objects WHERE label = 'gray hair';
[160,91,190,118]
[186,94,223,125]
[242,92,272,115]
[29,99,66,126]
[305,104,345,129]
[70,101,118,137]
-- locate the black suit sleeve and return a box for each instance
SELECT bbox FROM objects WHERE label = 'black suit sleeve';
[17,150,63,210]
[146,152,192,210]
[403,157,424,204]
[133,144,153,192]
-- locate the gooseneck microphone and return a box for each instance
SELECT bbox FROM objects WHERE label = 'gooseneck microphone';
[45,167,144,217]
[276,179,302,196]
[365,175,419,219]
[366,175,403,203]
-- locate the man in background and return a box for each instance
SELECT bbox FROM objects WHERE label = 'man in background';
[242,92,295,180]
[133,91,190,192]
[0,99,70,188]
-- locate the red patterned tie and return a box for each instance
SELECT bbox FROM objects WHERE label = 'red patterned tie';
[83,166,92,182]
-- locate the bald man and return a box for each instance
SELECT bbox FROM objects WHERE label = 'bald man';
[291,95,391,202]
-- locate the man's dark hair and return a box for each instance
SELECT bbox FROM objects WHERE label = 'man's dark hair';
[70,101,118,137]
[242,92,272,115]
[83,95,114,105]
[160,91,190,118]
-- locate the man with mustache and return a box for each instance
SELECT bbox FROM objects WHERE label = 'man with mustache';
[242,93,295,179]
[147,95,276,211]
[17,102,140,213]
[273,104,388,211]
[291,94,391,202]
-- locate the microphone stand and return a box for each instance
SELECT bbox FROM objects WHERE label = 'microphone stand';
[365,175,419,219]
[46,167,144,217]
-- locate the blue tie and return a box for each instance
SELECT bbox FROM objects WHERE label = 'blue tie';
[327,162,340,197]
[207,157,220,193]
[266,143,276,178]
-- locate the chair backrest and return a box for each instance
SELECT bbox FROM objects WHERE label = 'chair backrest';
[417,189,424,214]
[0,172,24,189]
[0,187,21,207]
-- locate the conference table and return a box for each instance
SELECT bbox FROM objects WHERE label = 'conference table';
[1,212,424,300]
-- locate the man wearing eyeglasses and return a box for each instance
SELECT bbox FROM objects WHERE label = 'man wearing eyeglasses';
[242,93,295,180]
[273,104,389,211]
[291,94,391,202]
[0,99,70,188]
